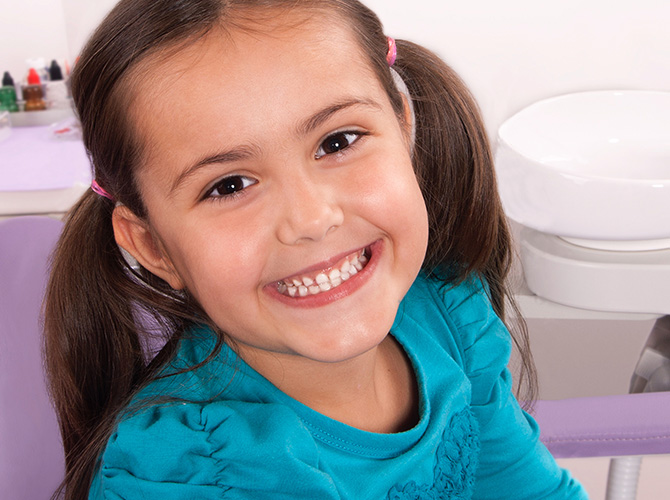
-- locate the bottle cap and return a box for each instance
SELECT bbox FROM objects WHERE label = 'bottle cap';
[27,68,41,85]
[2,71,14,87]
[49,60,64,81]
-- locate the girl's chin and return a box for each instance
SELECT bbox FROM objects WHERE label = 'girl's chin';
[281,331,391,365]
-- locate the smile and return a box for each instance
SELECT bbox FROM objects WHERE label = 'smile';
[276,247,370,298]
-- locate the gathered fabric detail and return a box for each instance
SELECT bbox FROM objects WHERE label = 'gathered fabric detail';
[387,409,480,499]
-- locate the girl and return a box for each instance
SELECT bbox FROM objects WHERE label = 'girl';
[45,0,587,498]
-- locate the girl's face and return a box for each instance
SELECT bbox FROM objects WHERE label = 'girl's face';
[116,13,429,368]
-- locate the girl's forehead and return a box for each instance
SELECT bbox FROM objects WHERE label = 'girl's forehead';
[128,10,385,174]
[130,11,375,117]
[135,10,368,93]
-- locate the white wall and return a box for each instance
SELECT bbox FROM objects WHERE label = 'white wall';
[0,0,70,81]
[366,0,670,135]
[59,0,118,68]
[0,0,116,83]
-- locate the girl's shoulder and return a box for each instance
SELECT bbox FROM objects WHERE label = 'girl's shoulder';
[397,272,503,344]
[400,271,490,319]
[91,324,332,498]
[90,391,318,498]
[395,272,511,385]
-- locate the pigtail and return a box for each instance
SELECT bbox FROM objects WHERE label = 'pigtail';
[392,41,496,281]
[393,40,537,404]
[44,191,195,499]
[41,2,230,497]
[44,193,140,498]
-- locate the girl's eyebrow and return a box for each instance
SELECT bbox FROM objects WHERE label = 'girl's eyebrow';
[169,97,381,196]
[297,97,381,136]
[169,147,257,196]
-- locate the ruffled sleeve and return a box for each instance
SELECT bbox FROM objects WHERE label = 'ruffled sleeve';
[89,400,341,499]
[432,277,587,500]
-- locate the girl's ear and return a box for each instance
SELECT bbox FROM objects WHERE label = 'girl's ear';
[112,205,185,290]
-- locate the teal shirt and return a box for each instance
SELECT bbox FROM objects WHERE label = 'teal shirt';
[89,274,587,499]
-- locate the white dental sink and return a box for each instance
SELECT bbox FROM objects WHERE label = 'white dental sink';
[495,90,670,251]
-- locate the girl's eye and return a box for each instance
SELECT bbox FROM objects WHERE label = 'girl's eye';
[205,175,257,199]
[315,131,362,159]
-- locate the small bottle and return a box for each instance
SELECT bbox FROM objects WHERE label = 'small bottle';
[22,68,47,111]
[45,60,70,109]
[0,72,19,112]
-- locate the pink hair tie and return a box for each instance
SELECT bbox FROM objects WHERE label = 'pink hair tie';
[91,179,115,202]
[386,37,397,66]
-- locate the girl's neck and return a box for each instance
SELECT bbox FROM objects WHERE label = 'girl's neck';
[239,335,419,434]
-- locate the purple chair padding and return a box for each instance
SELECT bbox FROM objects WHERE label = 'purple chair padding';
[535,392,670,459]
[0,216,65,499]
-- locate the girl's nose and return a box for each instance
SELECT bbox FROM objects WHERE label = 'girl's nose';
[275,179,344,245]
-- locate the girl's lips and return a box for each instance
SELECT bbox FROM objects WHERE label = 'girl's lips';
[277,247,368,297]
[266,240,382,308]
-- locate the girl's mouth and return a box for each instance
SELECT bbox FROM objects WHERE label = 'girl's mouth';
[276,247,370,298]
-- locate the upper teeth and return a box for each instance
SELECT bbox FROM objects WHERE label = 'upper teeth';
[277,249,368,297]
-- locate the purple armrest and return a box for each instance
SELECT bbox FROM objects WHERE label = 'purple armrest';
[535,392,670,458]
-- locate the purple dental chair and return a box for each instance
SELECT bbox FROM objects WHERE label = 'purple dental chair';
[535,316,670,499]
[0,216,65,499]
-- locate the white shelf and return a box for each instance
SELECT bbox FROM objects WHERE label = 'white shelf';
[514,284,661,321]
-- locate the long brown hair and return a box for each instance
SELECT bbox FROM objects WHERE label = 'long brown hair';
[44,1,535,497]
